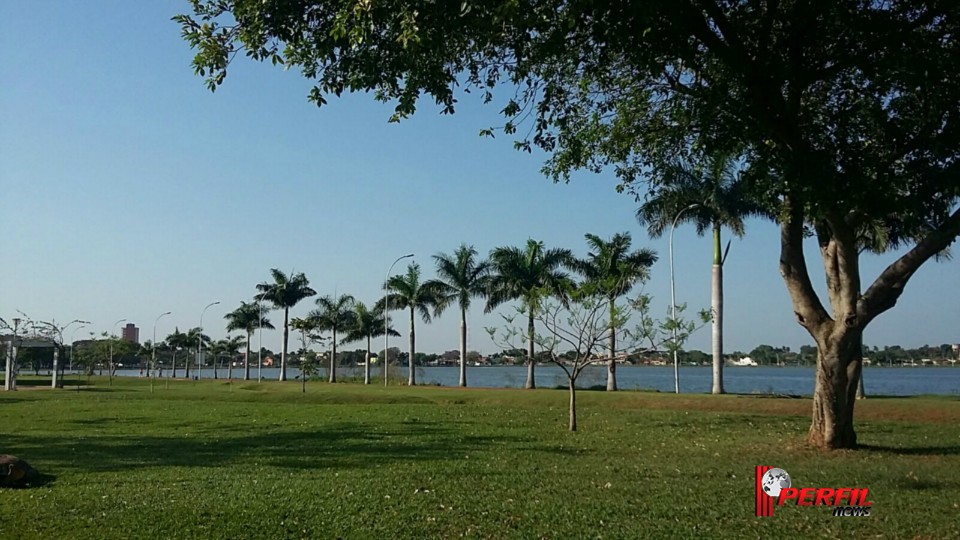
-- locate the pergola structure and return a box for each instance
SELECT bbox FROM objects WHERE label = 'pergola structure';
[2,335,60,391]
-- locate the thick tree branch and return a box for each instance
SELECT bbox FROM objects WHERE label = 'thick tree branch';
[824,213,862,328]
[859,207,960,324]
[780,198,831,333]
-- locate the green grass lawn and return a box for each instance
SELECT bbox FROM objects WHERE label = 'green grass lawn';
[1,377,958,539]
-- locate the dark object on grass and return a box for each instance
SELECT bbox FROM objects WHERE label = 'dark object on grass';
[0,455,38,487]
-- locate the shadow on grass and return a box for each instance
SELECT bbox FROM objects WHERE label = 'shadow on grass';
[858,444,960,456]
[2,421,540,474]
[733,393,805,399]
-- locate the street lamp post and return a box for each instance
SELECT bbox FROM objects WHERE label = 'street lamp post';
[669,203,699,394]
[152,311,171,389]
[198,301,221,380]
[69,323,89,373]
[109,318,127,385]
[384,254,414,387]
[55,319,89,389]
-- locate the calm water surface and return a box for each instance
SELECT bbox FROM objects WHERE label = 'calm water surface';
[108,365,960,396]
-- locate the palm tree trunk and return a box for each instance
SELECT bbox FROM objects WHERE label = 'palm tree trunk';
[364,335,371,385]
[329,330,337,383]
[459,307,467,387]
[244,333,251,381]
[171,351,176,379]
[185,349,190,379]
[607,297,617,392]
[408,307,416,386]
[280,308,289,381]
[526,307,536,389]
[711,222,725,395]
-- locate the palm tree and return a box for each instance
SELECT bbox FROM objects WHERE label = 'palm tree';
[214,335,245,380]
[381,263,444,386]
[636,153,762,395]
[486,239,574,389]
[310,294,356,383]
[341,302,399,384]
[184,327,211,379]
[138,341,155,376]
[569,232,658,391]
[432,244,492,387]
[224,301,275,381]
[165,328,190,378]
[255,269,317,381]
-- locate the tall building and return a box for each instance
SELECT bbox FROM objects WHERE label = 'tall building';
[121,323,139,344]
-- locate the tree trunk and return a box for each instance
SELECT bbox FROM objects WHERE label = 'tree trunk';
[227,354,233,380]
[4,340,12,391]
[408,308,416,386]
[172,350,177,379]
[364,335,371,385]
[808,331,861,449]
[712,223,725,394]
[243,333,251,381]
[5,343,16,391]
[459,308,467,387]
[11,345,17,390]
[568,378,577,431]
[52,349,59,388]
[525,307,536,389]
[329,330,337,383]
[607,298,617,391]
[280,308,289,381]
[184,350,190,379]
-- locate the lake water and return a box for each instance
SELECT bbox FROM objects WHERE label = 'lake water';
[107,365,960,397]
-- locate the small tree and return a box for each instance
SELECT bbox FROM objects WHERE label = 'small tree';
[291,319,324,393]
[487,286,707,431]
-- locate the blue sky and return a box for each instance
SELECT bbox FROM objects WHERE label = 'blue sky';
[1,1,957,355]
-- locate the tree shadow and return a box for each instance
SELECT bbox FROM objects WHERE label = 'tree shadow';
[858,444,960,456]
[733,393,805,399]
[2,421,542,474]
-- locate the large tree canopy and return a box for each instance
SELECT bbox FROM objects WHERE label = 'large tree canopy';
[178,1,960,449]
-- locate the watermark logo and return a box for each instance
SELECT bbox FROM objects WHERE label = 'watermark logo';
[755,466,872,517]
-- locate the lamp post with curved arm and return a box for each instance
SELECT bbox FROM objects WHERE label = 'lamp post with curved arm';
[669,204,699,394]
[384,254,414,387]
[198,301,220,380]
[109,318,127,385]
[69,322,90,373]
[54,319,89,388]
[152,311,171,389]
